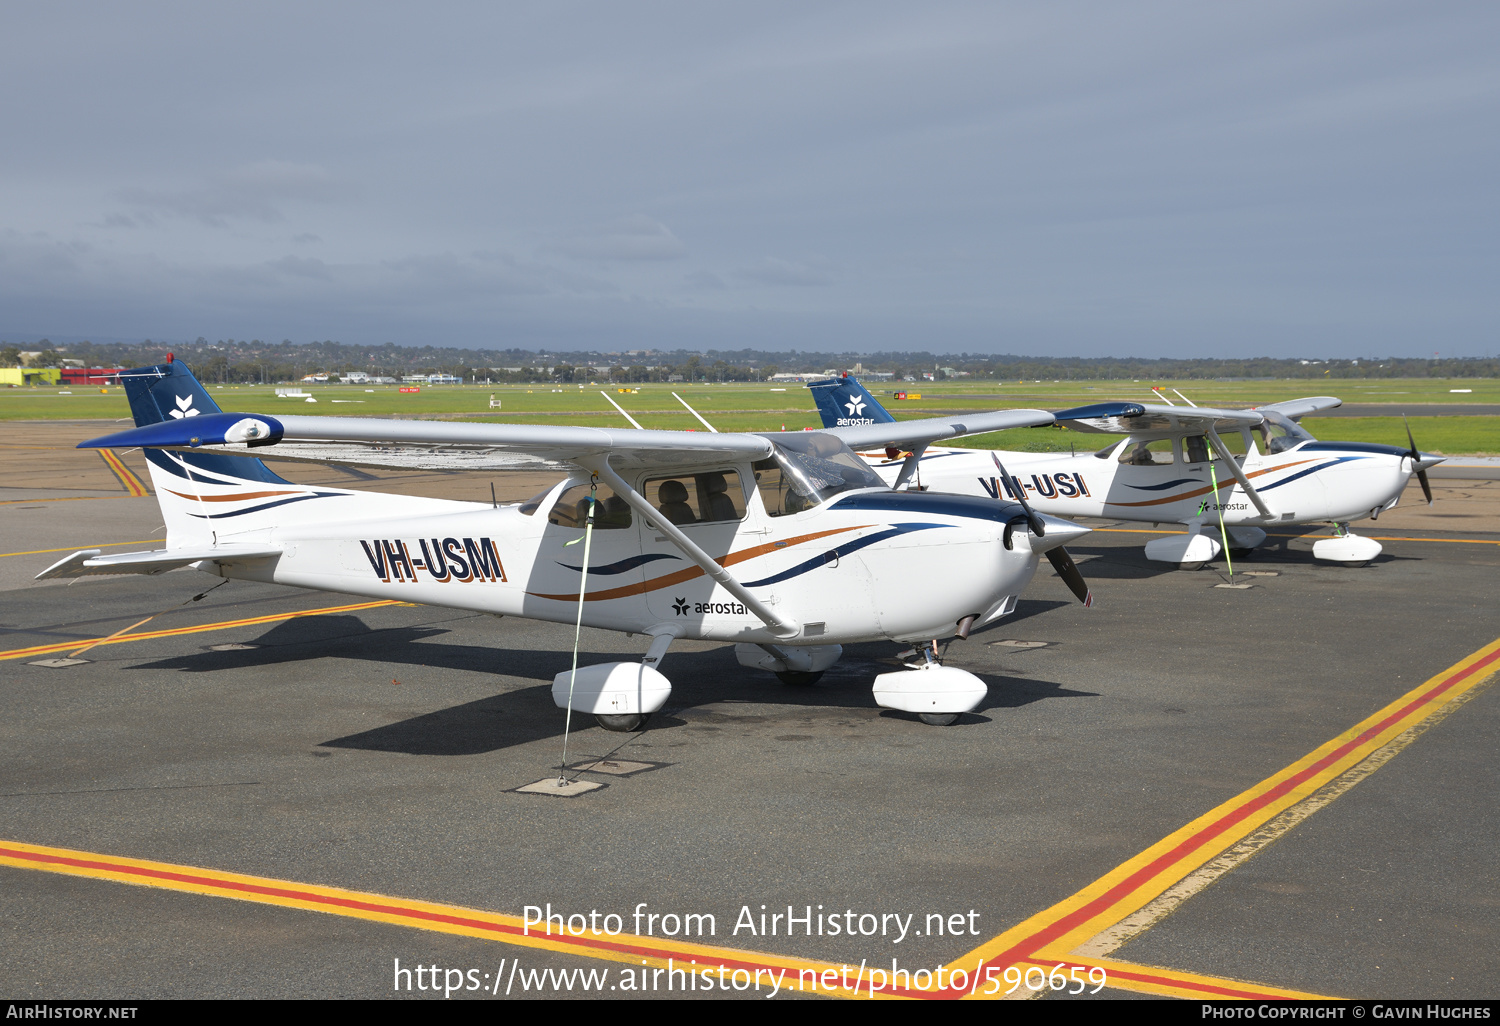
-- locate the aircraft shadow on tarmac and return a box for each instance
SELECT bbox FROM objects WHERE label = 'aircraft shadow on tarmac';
[130,615,1097,754]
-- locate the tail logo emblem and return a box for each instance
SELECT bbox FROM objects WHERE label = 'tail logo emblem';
[169,394,200,419]
[844,397,867,417]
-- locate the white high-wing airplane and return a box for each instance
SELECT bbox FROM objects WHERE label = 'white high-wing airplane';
[810,376,1445,569]
[39,358,1095,728]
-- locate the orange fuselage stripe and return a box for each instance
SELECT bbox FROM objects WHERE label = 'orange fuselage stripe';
[527,525,865,603]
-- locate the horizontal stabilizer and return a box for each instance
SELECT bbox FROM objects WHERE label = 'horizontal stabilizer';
[36,545,282,581]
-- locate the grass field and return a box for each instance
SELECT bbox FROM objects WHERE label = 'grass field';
[5,377,1497,453]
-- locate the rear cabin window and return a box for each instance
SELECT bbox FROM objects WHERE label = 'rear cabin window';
[643,471,746,527]
[1183,431,1252,464]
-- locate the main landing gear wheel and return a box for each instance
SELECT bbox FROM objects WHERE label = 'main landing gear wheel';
[1229,548,1256,560]
[919,712,961,726]
[595,713,650,732]
[776,670,824,686]
[1179,561,1207,571]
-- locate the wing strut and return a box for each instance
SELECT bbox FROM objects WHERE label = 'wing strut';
[1205,428,1277,521]
[585,459,801,640]
[891,444,927,490]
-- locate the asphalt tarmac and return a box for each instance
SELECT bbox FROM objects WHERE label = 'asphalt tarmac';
[1,434,1497,1000]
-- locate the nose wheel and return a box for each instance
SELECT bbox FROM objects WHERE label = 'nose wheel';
[776,670,824,686]
[595,713,650,732]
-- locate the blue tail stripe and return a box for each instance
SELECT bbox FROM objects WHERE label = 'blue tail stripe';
[187,493,345,519]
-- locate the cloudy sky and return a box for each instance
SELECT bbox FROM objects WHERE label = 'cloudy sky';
[2,2,1496,357]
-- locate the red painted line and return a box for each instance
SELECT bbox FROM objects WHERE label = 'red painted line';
[0,844,935,996]
[940,645,1500,995]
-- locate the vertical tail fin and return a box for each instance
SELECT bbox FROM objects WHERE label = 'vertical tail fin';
[120,358,302,547]
[120,358,290,487]
[807,375,895,428]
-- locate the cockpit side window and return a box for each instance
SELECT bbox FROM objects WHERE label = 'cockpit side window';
[548,482,633,530]
[1119,439,1177,465]
[1258,411,1314,455]
[755,434,885,515]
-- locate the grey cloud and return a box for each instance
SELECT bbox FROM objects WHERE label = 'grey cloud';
[548,216,688,261]
[734,258,834,287]
[683,270,728,290]
[267,255,333,280]
[115,161,344,227]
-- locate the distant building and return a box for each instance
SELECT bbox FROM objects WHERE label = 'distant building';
[769,372,832,383]
[60,367,125,386]
[0,368,62,386]
[340,371,370,384]
[426,374,461,384]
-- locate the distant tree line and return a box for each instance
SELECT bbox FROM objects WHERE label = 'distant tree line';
[5,336,1496,382]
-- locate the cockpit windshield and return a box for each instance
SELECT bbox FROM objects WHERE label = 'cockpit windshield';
[754,433,886,515]
[1259,411,1314,454]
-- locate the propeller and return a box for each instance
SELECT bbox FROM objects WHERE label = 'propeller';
[992,454,1093,608]
[1402,414,1434,505]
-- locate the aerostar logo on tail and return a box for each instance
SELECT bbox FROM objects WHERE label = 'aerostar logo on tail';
[844,396,867,417]
[169,394,200,419]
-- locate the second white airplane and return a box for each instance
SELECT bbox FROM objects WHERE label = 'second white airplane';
[809,376,1444,569]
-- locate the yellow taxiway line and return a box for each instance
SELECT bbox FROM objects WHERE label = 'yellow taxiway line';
[97,449,149,496]
[0,599,405,662]
[0,539,164,559]
[945,636,1500,999]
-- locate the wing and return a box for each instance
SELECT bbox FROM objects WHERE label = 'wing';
[817,408,1054,449]
[77,412,773,473]
[1251,396,1342,421]
[1051,401,1263,436]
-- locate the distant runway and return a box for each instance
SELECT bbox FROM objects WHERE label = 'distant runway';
[1309,403,1500,417]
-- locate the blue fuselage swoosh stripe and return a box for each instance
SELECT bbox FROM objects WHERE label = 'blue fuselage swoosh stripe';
[1124,478,1201,492]
[1257,456,1362,492]
[740,523,947,588]
[557,553,683,576]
